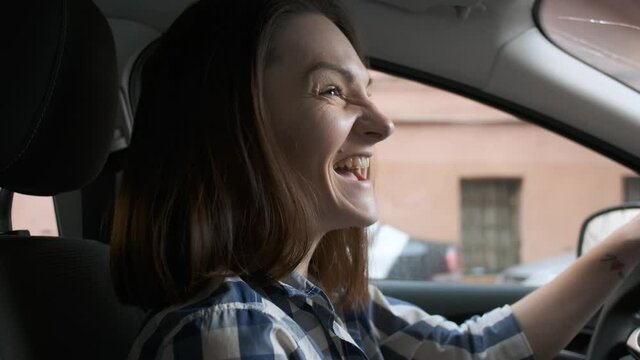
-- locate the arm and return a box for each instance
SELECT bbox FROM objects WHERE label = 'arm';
[512,214,640,360]
[367,286,534,359]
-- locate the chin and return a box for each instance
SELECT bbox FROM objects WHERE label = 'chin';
[353,212,378,228]
[335,205,378,229]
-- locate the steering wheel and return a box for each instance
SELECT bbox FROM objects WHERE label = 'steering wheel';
[586,263,640,359]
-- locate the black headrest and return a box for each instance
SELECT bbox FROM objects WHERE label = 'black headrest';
[0,0,118,196]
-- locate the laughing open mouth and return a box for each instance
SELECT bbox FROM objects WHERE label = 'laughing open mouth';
[333,156,370,181]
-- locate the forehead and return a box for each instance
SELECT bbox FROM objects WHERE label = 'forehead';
[269,13,368,83]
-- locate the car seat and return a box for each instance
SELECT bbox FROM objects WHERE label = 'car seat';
[0,0,145,359]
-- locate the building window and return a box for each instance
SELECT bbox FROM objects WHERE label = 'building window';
[624,177,640,202]
[461,179,521,274]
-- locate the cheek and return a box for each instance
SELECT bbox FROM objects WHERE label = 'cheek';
[284,108,350,166]
[307,106,354,150]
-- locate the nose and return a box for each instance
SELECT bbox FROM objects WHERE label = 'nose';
[356,100,395,143]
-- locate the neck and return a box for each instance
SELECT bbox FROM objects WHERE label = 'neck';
[294,233,324,278]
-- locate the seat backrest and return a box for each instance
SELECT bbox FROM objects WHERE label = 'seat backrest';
[0,237,144,360]
[0,0,145,359]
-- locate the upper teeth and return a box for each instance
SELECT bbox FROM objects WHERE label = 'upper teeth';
[333,156,370,170]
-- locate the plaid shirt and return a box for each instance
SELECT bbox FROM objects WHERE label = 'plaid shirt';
[128,273,534,359]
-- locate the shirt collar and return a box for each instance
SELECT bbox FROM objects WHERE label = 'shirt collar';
[276,272,336,312]
[277,271,323,298]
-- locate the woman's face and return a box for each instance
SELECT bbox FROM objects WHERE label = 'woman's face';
[263,13,394,233]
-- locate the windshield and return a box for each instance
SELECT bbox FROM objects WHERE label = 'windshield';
[538,0,640,93]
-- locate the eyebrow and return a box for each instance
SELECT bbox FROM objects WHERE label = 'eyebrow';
[305,61,373,87]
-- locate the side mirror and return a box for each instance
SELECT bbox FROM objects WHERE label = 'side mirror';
[578,202,640,256]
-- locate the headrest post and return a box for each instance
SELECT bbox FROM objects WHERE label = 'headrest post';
[0,188,14,233]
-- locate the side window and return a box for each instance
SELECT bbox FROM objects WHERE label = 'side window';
[368,71,636,286]
[11,194,58,236]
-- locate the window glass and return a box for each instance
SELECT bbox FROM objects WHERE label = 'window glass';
[367,70,635,286]
[11,194,58,236]
[538,0,640,93]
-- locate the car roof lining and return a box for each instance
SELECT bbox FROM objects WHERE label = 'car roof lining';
[372,0,486,15]
[94,0,191,32]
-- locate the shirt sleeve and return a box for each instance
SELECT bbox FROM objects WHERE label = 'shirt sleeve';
[368,285,535,360]
[155,306,307,360]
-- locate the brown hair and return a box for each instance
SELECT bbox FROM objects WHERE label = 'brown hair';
[110,0,369,310]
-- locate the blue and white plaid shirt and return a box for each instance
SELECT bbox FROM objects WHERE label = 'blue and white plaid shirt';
[128,273,534,359]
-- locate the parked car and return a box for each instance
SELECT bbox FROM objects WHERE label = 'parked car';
[497,252,575,287]
[368,223,460,281]
[2,0,640,358]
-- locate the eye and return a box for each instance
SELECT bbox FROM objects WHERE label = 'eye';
[320,85,344,98]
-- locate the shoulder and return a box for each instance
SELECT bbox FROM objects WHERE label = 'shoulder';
[127,277,307,360]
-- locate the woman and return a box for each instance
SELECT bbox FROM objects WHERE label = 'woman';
[111,0,640,359]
